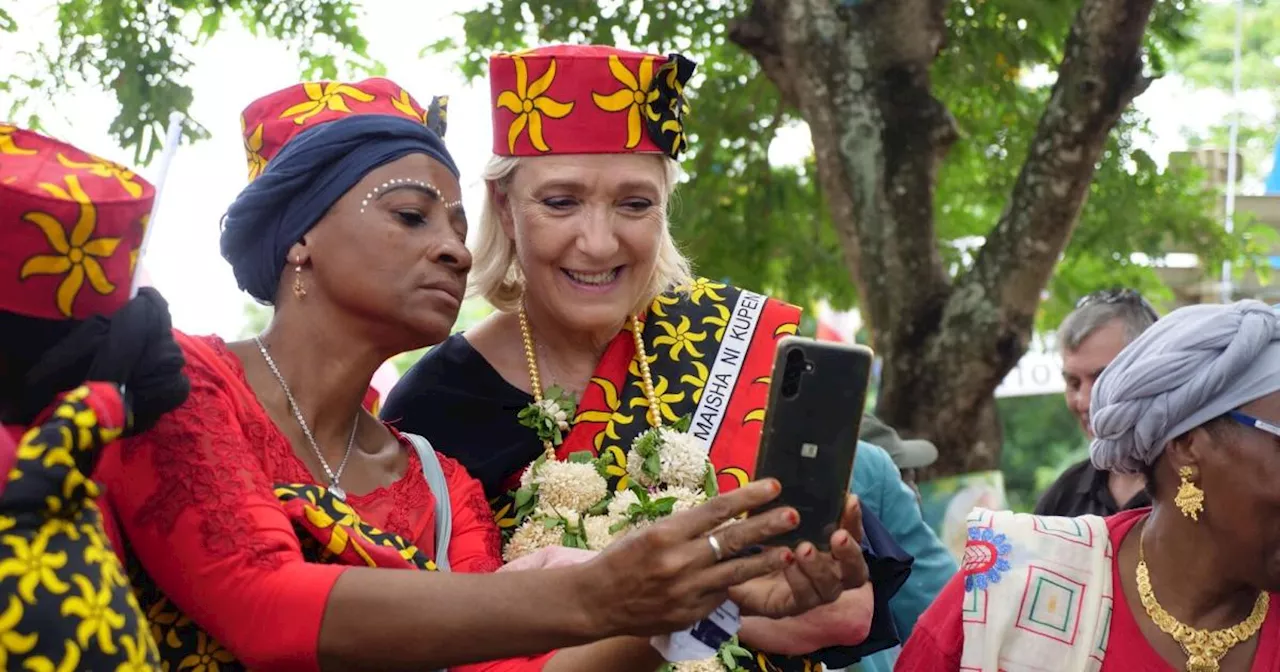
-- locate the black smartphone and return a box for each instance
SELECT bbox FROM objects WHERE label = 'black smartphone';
[751,336,873,551]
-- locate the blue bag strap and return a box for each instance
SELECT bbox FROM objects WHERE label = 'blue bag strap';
[404,432,452,573]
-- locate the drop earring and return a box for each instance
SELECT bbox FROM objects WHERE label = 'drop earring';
[1174,466,1204,521]
[292,264,306,299]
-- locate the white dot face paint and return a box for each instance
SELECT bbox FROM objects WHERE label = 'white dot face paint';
[359,178,438,214]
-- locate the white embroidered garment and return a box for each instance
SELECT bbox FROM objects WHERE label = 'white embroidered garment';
[959,508,1113,672]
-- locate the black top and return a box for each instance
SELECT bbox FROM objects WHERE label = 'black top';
[380,334,537,499]
[1033,458,1151,517]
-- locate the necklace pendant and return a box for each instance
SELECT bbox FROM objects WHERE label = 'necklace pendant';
[1186,654,1218,672]
[330,484,347,502]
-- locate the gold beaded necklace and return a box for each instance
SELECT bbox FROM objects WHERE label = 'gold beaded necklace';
[1135,522,1270,672]
[517,303,664,461]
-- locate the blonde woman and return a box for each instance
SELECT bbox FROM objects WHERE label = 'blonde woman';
[383,44,905,671]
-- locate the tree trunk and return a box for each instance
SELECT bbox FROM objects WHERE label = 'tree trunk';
[731,0,1155,477]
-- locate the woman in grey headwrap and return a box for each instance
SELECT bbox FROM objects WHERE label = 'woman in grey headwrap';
[897,300,1280,672]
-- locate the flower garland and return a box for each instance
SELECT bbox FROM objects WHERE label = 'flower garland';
[510,305,748,671]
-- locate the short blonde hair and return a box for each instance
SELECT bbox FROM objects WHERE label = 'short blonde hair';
[470,154,694,314]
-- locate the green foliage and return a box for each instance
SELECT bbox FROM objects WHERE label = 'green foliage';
[1172,0,1280,188]
[1173,0,1278,92]
[443,0,1253,316]
[2,0,377,163]
[997,394,1088,512]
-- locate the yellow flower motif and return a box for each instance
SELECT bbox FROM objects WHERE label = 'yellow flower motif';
[22,638,82,672]
[650,292,680,318]
[653,316,707,360]
[0,516,13,533]
[0,124,37,156]
[60,573,126,655]
[494,56,574,153]
[19,175,123,318]
[130,214,148,276]
[114,634,152,672]
[601,445,630,491]
[390,89,426,123]
[241,115,266,181]
[575,378,636,490]
[627,347,660,380]
[84,536,126,587]
[56,153,144,198]
[744,376,771,424]
[775,323,798,337]
[279,81,376,125]
[681,361,710,405]
[575,378,635,450]
[703,303,730,342]
[719,466,750,491]
[629,375,685,424]
[492,496,519,530]
[0,530,70,602]
[591,55,661,149]
[147,597,192,649]
[685,278,727,305]
[177,629,235,671]
[0,595,38,668]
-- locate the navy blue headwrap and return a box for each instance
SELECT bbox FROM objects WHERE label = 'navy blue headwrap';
[220,114,459,303]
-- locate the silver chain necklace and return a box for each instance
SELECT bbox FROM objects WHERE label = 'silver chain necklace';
[254,335,358,501]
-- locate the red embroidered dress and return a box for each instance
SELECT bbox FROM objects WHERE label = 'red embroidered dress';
[95,332,555,671]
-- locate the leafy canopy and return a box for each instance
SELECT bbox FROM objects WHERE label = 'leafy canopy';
[442,0,1259,329]
[1,0,378,163]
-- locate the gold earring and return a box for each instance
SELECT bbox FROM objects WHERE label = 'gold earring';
[1174,466,1204,521]
[292,265,306,299]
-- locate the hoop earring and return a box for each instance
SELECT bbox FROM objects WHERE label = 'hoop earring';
[1174,466,1204,521]
[292,265,306,299]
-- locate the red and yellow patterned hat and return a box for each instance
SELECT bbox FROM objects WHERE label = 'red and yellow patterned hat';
[489,45,696,159]
[0,125,153,321]
[239,77,449,182]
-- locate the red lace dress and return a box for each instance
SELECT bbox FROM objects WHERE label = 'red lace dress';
[94,332,556,672]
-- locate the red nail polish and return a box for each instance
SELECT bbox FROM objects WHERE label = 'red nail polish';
[804,545,816,558]
[782,551,795,564]
[786,510,800,525]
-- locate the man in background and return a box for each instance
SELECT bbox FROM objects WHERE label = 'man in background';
[1034,288,1158,516]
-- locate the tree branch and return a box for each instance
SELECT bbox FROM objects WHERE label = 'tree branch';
[730,0,956,347]
[958,0,1157,358]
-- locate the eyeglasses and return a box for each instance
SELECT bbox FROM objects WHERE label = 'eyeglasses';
[1228,411,1280,439]
[1075,288,1159,323]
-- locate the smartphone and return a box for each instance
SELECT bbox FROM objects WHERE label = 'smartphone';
[751,336,873,551]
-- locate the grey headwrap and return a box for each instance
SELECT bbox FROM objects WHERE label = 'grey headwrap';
[1090,300,1280,474]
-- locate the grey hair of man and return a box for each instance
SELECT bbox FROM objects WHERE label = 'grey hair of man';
[1057,299,1157,353]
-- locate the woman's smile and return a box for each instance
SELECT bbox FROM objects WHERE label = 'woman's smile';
[562,266,624,293]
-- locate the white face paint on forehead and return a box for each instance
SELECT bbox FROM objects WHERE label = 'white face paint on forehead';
[358,177,464,214]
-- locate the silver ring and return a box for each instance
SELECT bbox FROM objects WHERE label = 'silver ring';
[708,535,724,562]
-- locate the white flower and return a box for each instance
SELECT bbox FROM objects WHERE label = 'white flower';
[606,489,641,519]
[625,444,658,488]
[656,428,711,489]
[673,658,727,672]
[583,515,616,551]
[530,460,608,513]
[504,518,562,562]
[626,428,710,489]
[536,506,580,527]
[654,485,707,513]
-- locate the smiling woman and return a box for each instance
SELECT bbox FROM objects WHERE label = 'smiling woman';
[382,44,905,672]
[92,76,844,672]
